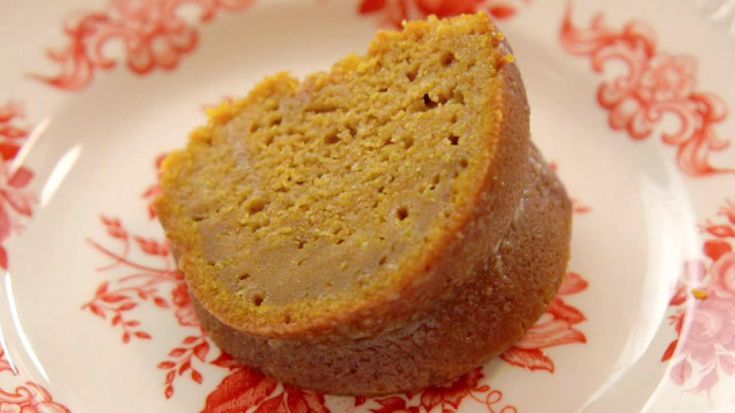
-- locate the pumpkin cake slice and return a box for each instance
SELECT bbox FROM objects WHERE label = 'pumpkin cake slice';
[157,13,570,395]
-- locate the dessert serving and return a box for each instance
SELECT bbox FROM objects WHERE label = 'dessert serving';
[156,12,572,396]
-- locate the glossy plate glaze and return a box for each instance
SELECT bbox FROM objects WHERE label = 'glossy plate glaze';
[0,0,733,412]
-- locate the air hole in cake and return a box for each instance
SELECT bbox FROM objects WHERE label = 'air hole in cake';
[252,294,264,306]
[246,199,267,215]
[379,256,388,266]
[441,51,456,66]
[396,206,409,221]
[324,133,340,145]
[460,158,468,168]
[423,94,437,109]
[238,272,251,281]
[406,68,418,82]
[448,135,460,145]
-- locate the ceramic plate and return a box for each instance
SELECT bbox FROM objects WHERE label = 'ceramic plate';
[1,0,734,411]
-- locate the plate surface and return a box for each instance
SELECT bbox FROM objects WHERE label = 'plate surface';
[1,0,734,412]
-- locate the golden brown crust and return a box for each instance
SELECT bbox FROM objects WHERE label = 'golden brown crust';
[194,146,571,395]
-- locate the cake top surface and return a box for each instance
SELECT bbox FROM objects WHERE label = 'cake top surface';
[157,12,511,333]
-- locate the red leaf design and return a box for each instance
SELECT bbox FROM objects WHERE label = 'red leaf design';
[122,332,131,343]
[254,394,287,413]
[152,296,169,308]
[670,358,692,385]
[118,302,137,311]
[210,352,242,370]
[669,286,688,306]
[488,6,516,19]
[359,0,386,13]
[8,167,33,188]
[546,297,586,324]
[1,187,33,216]
[0,143,20,161]
[661,340,678,362]
[501,347,555,373]
[135,331,151,339]
[88,303,105,318]
[0,245,7,270]
[704,239,732,262]
[557,272,589,295]
[135,236,169,256]
[101,294,126,303]
[704,224,735,238]
[95,281,109,296]
[165,384,174,399]
[169,348,187,357]
[194,341,210,361]
[284,386,329,413]
[202,367,279,413]
[179,360,191,375]
[184,335,201,344]
[371,397,412,413]
[516,319,587,349]
[158,361,176,369]
[192,369,204,384]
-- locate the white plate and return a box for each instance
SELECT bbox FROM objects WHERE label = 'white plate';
[1,0,734,411]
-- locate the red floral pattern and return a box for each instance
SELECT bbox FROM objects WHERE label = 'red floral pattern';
[365,369,516,413]
[83,216,178,343]
[0,101,36,270]
[663,199,735,394]
[1,338,71,412]
[33,0,255,91]
[501,272,588,372]
[358,0,529,28]
[202,365,328,413]
[560,7,733,177]
[0,382,71,413]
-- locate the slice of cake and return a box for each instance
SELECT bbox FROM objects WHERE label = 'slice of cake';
[156,13,571,395]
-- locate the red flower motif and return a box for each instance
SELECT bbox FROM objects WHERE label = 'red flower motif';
[420,368,483,411]
[172,281,200,327]
[358,0,529,28]
[561,7,733,176]
[0,102,28,161]
[680,297,735,366]
[201,366,329,413]
[370,368,516,413]
[0,382,70,413]
[664,199,735,394]
[33,0,255,91]
[639,54,696,103]
[501,272,588,373]
[0,101,36,270]
[711,252,735,298]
